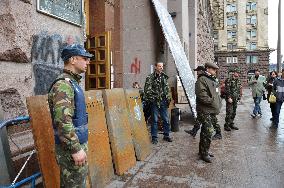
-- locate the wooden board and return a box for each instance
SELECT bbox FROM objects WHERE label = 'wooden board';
[85,90,114,187]
[26,95,60,188]
[102,89,136,175]
[124,89,151,161]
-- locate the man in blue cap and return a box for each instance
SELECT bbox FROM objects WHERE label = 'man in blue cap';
[48,44,93,187]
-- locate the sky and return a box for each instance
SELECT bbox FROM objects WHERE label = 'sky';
[268,0,284,64]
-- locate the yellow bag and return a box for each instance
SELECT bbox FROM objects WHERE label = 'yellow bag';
[269,94,276,103]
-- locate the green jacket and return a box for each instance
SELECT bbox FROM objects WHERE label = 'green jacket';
[144,72,171,106]
[225,76,242,100]
[195,73,222,115]
[248,75,266,98]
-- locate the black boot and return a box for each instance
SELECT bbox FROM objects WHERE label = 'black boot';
[200,155,212,163]
[212,132,222,140]
[224,126,231,131]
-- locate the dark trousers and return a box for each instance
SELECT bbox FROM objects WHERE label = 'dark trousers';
[151,99,170,139]
[270,102,276,119]
[273,101,283,126]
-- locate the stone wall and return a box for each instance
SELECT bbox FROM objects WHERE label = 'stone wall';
[216,51,270,86]
[196,0,215,66]
[0,0,85,118]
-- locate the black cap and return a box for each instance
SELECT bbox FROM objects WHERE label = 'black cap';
[61,44,93,62]
[193,65,206,71]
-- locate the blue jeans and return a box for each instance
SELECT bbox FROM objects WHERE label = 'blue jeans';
[274,101,283,126]
[151,99,170,139]
[253,96,262,115]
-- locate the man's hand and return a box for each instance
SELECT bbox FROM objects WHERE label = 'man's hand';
[72,149,87,166]
[228,98,233,103]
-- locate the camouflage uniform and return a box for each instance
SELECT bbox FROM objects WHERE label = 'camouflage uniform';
[224,75,242,129]
[144,72,172,141]
[48,69,88,187]
[196,71,222,158]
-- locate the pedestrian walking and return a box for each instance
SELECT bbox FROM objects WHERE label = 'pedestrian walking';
[224,68,242,131]
[48,44,92,187]
[265,71,278,122]
[248,69,266,118]
[144,62,173,144]
[271,69,284,128]
[196,62,222,163]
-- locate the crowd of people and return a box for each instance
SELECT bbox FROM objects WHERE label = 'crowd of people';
[47,43,284,186]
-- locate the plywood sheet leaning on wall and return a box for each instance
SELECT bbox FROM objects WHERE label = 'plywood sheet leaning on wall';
[102,88,136,175]
[26,95,60,188]
[124,89,152,161]
[85,90,114,187]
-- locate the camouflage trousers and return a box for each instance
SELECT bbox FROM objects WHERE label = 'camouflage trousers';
[198,113,215,156]
[55,143,88,188]
[224,99,238,128]
[192,114,220,134]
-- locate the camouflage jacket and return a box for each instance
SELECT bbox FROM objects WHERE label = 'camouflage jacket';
[225,76,242,100]
[48,69,82,154]
[144,72,171,106]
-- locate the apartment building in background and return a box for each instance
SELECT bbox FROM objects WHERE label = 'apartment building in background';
[214,0,272,85]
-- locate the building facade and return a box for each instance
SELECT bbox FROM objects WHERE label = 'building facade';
[214,0,271,86]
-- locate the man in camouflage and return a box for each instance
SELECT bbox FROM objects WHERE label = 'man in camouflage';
[48,44,92,187]
[224,68,242,131]
[144,62,173,144]
[196,62,222,163]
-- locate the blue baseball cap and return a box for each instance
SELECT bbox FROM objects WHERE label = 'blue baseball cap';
[61,44,93,62]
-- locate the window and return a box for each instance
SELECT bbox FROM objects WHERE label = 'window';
[228,30,237,39]
[227,57,238,64]
[227,4,237,12]
[247,42,257,50]
[246,2,257,11]
[246,56,258,63]
[213,31,219,41]
[214,44,218,51]
[227,43,237,50]
[246,15,257,24]
[227,16,237,26]
[227,18,237,27]
[247,30,257,39]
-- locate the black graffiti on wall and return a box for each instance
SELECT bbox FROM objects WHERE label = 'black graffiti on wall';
[31,33,81,95]
[31,34,66,65]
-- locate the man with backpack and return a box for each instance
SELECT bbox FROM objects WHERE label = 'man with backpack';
[223,68,242,131]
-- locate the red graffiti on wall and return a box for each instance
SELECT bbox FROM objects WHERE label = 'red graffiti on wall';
[131,57,141,74]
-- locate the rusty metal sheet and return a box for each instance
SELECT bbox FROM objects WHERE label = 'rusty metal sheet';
[85,90,114,187]
[124,89,151,161]
[26,95,60,188]
[102,89,136,175]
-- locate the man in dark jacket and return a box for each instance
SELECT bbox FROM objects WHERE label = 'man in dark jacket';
[272,69,284,128]
[196,62,222,163]
[144,62,172,144]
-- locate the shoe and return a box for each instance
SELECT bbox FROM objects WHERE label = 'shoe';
[198,152,214,157]
[188,129,197,137]
[224,126,231,131]
[212,133,222,140]
[200,155,212,163]
[152,139,158,145]
[230,126,239,130]
[163,136,173,142]
[257,113,262,118]
[251,113,256,118]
